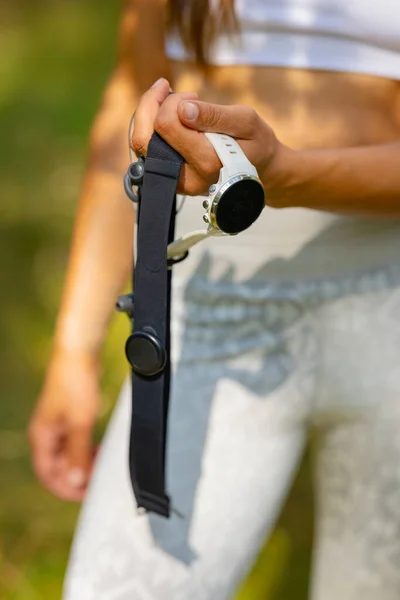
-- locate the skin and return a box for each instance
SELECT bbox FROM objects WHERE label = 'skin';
[134,81,400,214]
[29,0,400,501]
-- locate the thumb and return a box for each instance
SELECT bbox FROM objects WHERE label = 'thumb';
[178,100,259,139]
[66,422,94,489]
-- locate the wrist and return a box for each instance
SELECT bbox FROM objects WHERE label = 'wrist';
[53,302,108,360]
[51,343,101,367]
[53,318,103,365]
[260,142,306,209]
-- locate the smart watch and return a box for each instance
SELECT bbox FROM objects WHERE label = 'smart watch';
[167,132,265,259]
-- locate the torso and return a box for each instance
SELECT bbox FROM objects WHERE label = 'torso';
[169,62,400,286]
[165,0,400,284]
[168,0,400,149]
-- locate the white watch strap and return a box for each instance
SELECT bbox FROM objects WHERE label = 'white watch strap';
[167,228,221,260]
[205,132,258,178]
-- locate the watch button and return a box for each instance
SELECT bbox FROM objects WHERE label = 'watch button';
[209,184,217,194]
[203,213,210,224]
[202,200,210,210]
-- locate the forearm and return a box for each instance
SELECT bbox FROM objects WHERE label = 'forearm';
[51,1,171,359]
[53,75,137,357]
[54,172,134,357]
[265,141,400,216]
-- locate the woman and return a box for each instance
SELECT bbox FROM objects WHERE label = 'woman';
[29,0,400,598]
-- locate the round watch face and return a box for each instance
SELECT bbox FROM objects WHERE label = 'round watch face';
[214,178,265,235]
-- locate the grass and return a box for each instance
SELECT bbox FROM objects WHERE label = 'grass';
[0,1,312,598]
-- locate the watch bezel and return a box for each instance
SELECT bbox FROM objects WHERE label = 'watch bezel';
[209,174,265,235]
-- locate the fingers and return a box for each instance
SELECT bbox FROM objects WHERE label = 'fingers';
[131,83,264,195]
[65,421,94,492]
[130,77,198,157]
[29,419,76,500]
[29,417,94,502]
[177,100,260,139]
[153,94,221,193]
[29,419,63,491]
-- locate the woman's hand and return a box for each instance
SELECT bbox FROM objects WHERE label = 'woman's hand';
[131,78,292,197]
[28,349,100,501]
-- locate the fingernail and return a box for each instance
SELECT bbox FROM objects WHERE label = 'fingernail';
[68,468,86,488]
[151,78,164,88]
[181,102,199,121]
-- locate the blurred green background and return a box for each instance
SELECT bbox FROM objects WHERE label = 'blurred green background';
[0,1,313,598]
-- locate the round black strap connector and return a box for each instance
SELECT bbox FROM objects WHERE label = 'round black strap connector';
[125,329,167,377]
[116,293,135,317]
[128,160,145,184]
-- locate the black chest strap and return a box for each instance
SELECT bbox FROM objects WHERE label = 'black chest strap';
[121,132,184,517]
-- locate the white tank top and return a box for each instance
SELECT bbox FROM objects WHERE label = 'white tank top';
[166,0,400,80]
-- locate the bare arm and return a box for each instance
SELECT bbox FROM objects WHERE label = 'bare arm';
[265,142,400,216]
[143,96,400,217]
[29,0,170,501]
[55,0,171,357]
